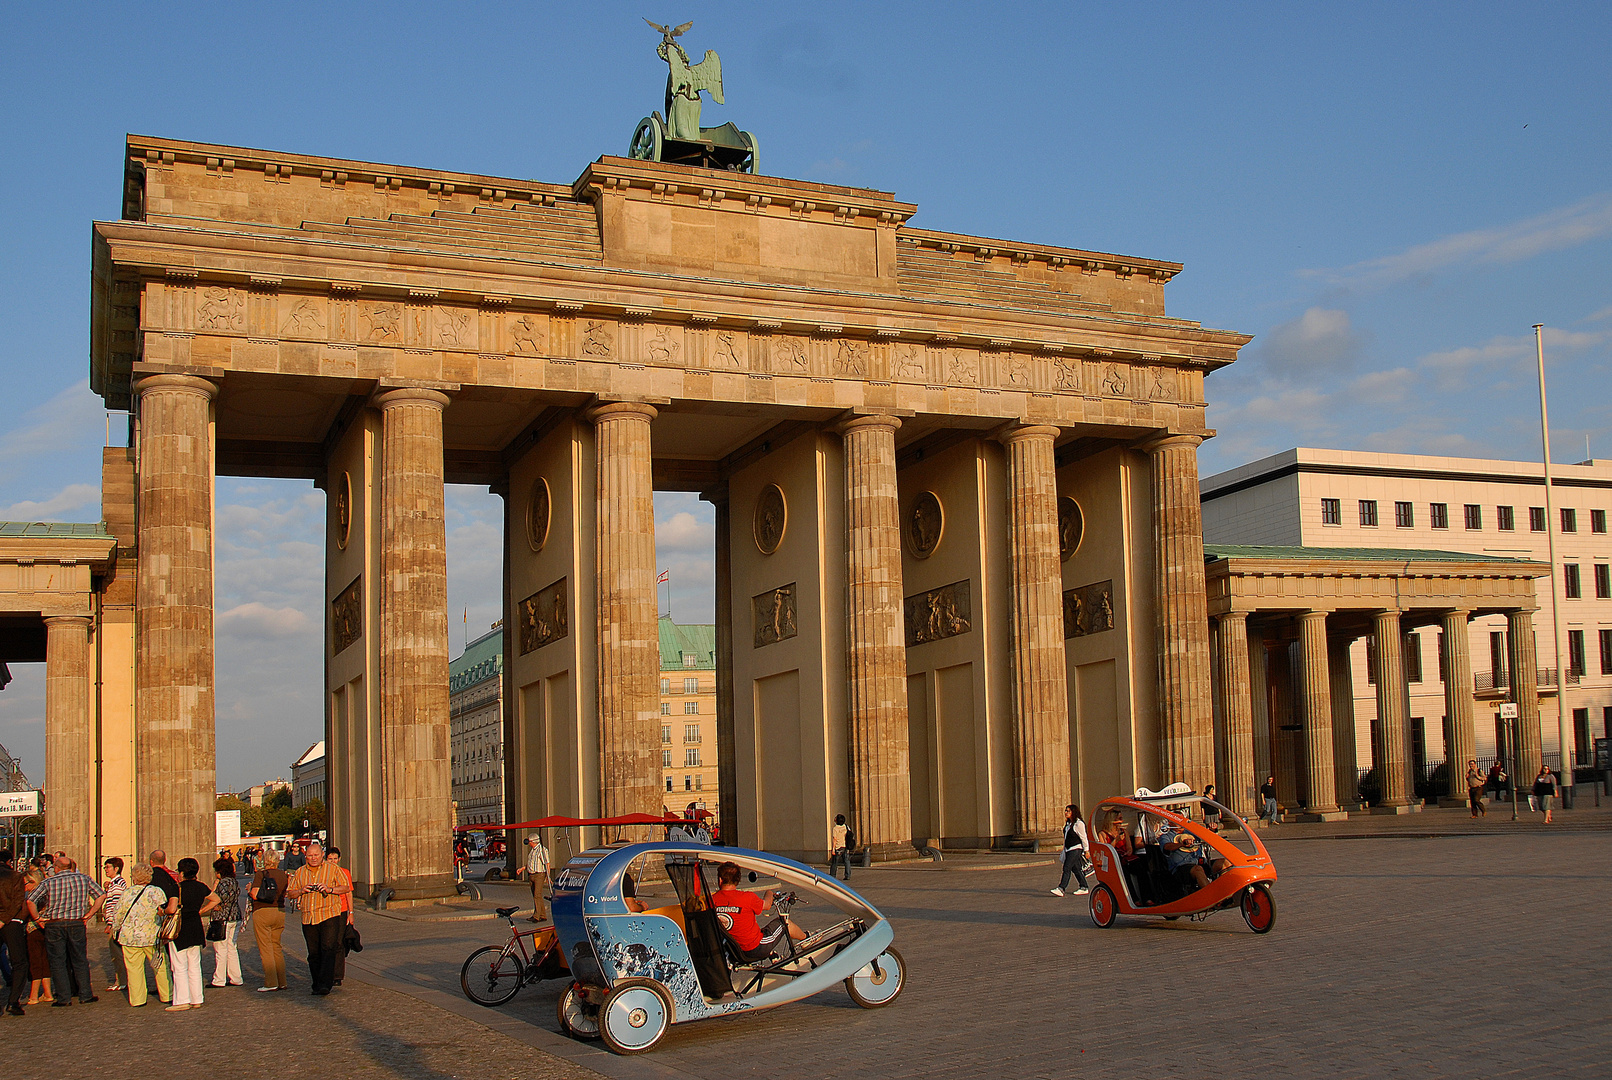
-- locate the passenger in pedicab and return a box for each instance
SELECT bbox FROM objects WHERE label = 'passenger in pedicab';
[1158,818,1228,894]
[712,861,807,963]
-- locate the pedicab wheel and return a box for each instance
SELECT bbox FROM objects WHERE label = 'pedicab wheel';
[1089,884,1117,928]
[844,947,905,1008]
[460,946,523,1007]
[1241,883,1276,934]
[598,978,674,1055]
[557,981,601,1040]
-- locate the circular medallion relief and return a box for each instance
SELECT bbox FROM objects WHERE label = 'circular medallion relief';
[1058,497,1084,562]
[905,491,944,559]
[753,483,787,555]
[334,471,352,551]
[526,476,551,552]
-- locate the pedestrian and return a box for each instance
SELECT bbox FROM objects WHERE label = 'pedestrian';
[0,849,32,1016]
[1260,775,1281,825]
[524,835,551,922]
[285,842,350,996]
[163,857,218,1011]
[326,847,353,987]
[248,849,288,993]
[25,851,104,1007]
[1465,760,1487,818]
[1050,803,1090,897]
[100,857,129,992]
[148,850,181,905]
[1532,765,1559,824]
[281,843,304,874]
[828,814,852,881]
[21,867,51,1004]
[1201,786,1224,832]
[206,857,244,988]
[110,864,172,1007]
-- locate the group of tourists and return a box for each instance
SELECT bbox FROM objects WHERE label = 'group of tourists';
[0,838,358,1017]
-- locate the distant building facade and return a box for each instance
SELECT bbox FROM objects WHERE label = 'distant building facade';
[658,617,717,816]
[1203,448,1612,773]
[451,627,505,827]
[236,779,292,807]
[292,743,326,807]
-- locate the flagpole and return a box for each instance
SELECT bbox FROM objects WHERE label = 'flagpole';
[1534,325,1573,792]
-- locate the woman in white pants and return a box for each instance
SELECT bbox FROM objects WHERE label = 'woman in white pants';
[207,857,245,987]
[164,857,219,1011]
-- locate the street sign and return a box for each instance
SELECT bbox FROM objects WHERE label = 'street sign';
[215,809,242,847]
[0,790,40,817]
[1499,703,1519,719]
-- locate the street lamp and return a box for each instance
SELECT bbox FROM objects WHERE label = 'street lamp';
[1533,326,1573,801]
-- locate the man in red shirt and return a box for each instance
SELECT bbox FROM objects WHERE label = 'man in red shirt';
[711,862,805,962]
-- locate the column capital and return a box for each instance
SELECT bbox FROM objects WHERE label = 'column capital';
[133,373,218,401]
[1439,608,1472,620]
[998,424,1061,447]
[374,386,451,412]
[835,413,902,437]
[42,615,93,630]
[1298,610,1329,626]
[1139,432,1203,455]
[584,400,658,425]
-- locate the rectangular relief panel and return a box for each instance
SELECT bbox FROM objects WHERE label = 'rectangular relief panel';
[1063,579,1115,640]
[752,582,798,648]
[332,575,363,655]
[518,577,569,654]
[905,580,972,647]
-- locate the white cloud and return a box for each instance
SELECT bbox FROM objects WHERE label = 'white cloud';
[0,380,106,469]
[657,510,712,553]
[0,482,100,521]
[1255,307,1364,375]
[1581,305,1612,323]
[217,601,312,639]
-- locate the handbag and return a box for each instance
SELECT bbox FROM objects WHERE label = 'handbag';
[206,919,226,942]
[342,921,363,954]
[158,909,181,942]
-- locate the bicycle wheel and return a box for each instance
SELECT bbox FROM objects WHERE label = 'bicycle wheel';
[460,945,524,1007]
[558,981,601,1039]
[844,947,905,1008]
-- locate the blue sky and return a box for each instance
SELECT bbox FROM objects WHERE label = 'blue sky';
[1,2,1608,786]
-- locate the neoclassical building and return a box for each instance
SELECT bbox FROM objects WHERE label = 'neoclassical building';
[60,133,1253,898]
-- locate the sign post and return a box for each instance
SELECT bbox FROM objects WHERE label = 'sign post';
[215,809,242,849]
[1500,703,1520,821]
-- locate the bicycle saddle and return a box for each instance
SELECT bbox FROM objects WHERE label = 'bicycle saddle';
[495,906,519,918]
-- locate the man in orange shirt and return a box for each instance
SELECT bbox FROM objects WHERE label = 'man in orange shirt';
[285,842,350,996]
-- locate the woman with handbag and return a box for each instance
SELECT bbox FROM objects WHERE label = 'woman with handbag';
[249,849,289,992]
[111,864,172,1007]
[206,856,244,987]
[163,857,219,1011]
[20,868,51,1006]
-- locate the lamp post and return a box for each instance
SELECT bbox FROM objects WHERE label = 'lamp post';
[1533,325,1573,801]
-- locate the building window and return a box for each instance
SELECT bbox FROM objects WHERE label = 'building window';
[1321,498,1341,526]
[1567,630,1585,679]
[1430,503,1449,530]
[1564,563,1581,599]
[685,748,701,767]
[683,677,698,694]
[660,702,671,716]
[1600,629,1612,675]
[683,652,697,668]
[1596,564,1610,599]
[684,701,698,715]
[694,775,703,790]
[666,777,673,792]
[1365,635,1376,684]
[1592,509,1607,534]
[662,749,672,768]
[1464,504,1482,530]
[684,723,700,743]
[1404,633,1422,683]
[1497,505,1515,531]
[1359,500,1378,527]
[660,677,670,694]
[1395,501,1414,528]
[1529,507,1546,531]
[1489,632,1507,685]
[684,775,693,791]
[1562,508,1577,533]
[661,725,671,744]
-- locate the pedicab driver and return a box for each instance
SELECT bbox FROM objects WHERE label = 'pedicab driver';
[712,861,807,962]
[1158,820,1227,893]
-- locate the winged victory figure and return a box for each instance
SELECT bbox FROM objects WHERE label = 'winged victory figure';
[646,18,723,140]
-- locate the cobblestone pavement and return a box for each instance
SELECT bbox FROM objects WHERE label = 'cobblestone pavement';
[13,829,1612,1080]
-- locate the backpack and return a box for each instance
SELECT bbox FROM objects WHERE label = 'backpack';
[843,827,856,852]
[256,873,279,906]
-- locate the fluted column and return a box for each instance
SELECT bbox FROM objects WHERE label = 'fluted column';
[44,615,93,861]
[589,402,662,827]
[1212,612,1256,818]
[1506,609,1543,781]
[838,414,911,853]
[1371,611,1412,810]
[1329,636,1359,809]
[1249,634,1272,791]
[1001,425,1071,838]
[376,387,454,898]
[1146,435,1214,792]
[1441,611,1476,801]
[1297,611,1341,816]
[134,373,217,870]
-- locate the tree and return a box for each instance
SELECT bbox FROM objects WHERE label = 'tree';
[264,785,293,812]
[216,794,265,836]
[299,797,328,834]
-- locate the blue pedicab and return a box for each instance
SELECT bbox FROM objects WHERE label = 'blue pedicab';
[552,842,905,1054]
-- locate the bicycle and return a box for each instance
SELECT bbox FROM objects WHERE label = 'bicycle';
[459,905,568,1007]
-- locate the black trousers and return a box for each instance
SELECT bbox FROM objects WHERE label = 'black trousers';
[3,921,27,1007]
[302,915,343,993]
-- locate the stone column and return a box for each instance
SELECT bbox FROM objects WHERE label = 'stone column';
[134,373,217,869]
[1001,425,1071,839]
[1146,436,1214,792]
[375,387,454,899]
[838,414,911,854]
[1211,612,1256,818]
[43,615,93,861]
[1370,611,1413,811]
[589,402,662,825]
[1271,641,1298,805]
[1441,611,1476,801]
[1248,633,1272,793]
[1506,609,1543,782]
[1329,636,1359,809]
[702,486,739,845]
[1297,611,1343,817]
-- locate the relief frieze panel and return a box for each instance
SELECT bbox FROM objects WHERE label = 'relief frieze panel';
[752,582,797,648]
[905,580,972,647]
[331,574,363,656]
[508,312,548,355]
[195,285,245,332]
[519,576,568,655]
[281,296,325,338]
[1063,579,1115,639]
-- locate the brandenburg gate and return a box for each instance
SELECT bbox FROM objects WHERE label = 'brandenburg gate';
[86,132,1247,899]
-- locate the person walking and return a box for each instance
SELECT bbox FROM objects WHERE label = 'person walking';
[163,857,218,1011]
[326,847,354,987]
[100,858,129,992]
[1201,786,1224,832]
[1050,804,1090,897]
[248,849,288,993]
[110,864,172,1007]
[26,852,103,1007]
[206,857,244,988]
[285,842,350,996]
[1465,760,1487,818]
[1533,765,1559,824]
[0,850,32,1016]
[524,835,551,922]
[828,814,852,881]
[1260,776,1281,825]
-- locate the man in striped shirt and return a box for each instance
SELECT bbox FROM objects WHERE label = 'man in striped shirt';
[285,842,350,996]
[101,858,129,992]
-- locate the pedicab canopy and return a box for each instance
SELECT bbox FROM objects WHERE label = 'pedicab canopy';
[453,812,705,832]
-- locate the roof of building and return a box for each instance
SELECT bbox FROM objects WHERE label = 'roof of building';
[1203,544,1542,565]
[1201,446,1612,499]
[0,521,114,538]
[450,626,504,694]
[292,741,324,768]
[659,617,715,671]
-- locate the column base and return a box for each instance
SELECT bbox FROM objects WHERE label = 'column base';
[1369,803,1423,815]
[381,874,459,903]
[1436,796,1473,809]
[1293,809,1349,822]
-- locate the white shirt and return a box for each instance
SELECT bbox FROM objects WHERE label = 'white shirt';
[525,841,550,875]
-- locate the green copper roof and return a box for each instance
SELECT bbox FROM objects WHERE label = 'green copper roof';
[659,617,715,670]
[450,626,503,693]
[1203,545,1541,565]
[0,521,113,539]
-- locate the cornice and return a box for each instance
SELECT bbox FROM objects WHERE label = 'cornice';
[898,227,1183,282]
